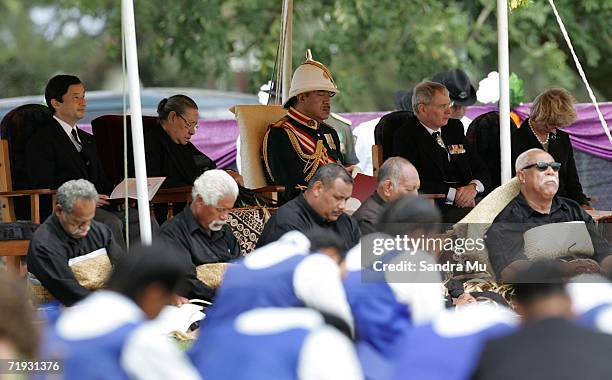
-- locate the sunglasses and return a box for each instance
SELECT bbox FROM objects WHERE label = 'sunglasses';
[521,161,561,172]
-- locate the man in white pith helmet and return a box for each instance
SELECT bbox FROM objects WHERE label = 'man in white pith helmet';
[262,50,350,203]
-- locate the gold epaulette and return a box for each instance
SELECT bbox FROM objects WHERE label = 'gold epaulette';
[269,116,290,129]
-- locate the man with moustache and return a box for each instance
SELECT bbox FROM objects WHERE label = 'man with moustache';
[257,164,361,252]
[485,149,612,282]
[160,170,241,300]
[391,81,489,223]
[27,179,124,306]
[262,51,348,203]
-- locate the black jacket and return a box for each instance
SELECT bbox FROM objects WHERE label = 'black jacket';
[391,116,490,196]
[26,118,112,195]
[512,119,588,205]
[144,123,216,188]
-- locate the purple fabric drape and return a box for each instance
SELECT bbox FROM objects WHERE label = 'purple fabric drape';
[465,104,612,161]
[81,103,611,166]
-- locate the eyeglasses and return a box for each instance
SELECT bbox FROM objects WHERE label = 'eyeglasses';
[177,113,199,131]
[430,101,454,111]
[521,161,562,172]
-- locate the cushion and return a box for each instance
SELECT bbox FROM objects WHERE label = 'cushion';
[0,221,38,240]
[196,263,230,289]
[451,177,521,277]
[523,221,594,260]
[230,105,287,189]
[28,248,112,304]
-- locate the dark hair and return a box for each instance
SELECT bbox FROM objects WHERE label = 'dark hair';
[376,195,442,236]
[306,229,347,259]
[284,96,297,109]
[510,261,567,306]
[45,75,82,114]
[157,94,198,122]
[307,163,353,190]
[106,244,189,302]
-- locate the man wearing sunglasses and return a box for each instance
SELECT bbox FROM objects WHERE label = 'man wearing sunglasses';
[486,149,611,282]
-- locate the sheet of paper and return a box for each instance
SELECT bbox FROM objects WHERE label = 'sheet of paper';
[109,177,166,201]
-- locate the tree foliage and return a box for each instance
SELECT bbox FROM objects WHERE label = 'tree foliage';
[3,0,612,110]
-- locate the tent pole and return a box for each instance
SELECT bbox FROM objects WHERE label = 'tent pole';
[498,0,512,184]
[122,0,153,244]
[281,0,293,104]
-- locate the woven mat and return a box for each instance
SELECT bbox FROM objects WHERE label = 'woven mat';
[228,207,274,255]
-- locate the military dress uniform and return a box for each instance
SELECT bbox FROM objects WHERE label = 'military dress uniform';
[263,107,344,203]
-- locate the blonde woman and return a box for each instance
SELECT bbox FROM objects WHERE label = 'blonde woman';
[511,88,590,207]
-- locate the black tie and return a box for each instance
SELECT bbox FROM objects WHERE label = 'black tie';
[71,128,82,149]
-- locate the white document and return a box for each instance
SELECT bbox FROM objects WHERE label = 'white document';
[109,177,166,201]
[68,247,108,266]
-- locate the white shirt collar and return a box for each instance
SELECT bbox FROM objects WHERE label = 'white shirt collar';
[420,122,441,136]
[54,115,76,135]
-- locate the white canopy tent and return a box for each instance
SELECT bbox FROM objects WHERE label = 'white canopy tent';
[118,0,611,239]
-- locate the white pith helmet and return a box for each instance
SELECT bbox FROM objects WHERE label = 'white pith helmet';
[283,49,339,108]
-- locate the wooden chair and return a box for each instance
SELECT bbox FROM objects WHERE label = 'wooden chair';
[92,114,283,221]
[231,105,287,199]
[371,145,384,178]
[0,140,55,275]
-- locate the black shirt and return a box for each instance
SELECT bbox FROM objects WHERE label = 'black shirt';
[485,193,611,277]
[144,123,216,188]
[256,194,361,251]
[352,192,385,235]
[160,205,241,300]
[27,213,124,306]
[473,317,612,380]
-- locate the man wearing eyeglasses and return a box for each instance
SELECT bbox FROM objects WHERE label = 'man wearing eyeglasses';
[485,148,611,282]
[263,52,348,204]
[391,80,489,223]
[160,170,241,301]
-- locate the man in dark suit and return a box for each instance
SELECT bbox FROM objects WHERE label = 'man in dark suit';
[472,262,612,380]
[26,75,128,246]
[391,80,489,222]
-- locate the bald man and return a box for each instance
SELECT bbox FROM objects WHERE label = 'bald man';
[485,149,612,281]
[352,157,420,235]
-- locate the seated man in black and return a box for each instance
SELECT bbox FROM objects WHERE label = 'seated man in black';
[160,170,241,300]
[485,148,611,282]
[27,179,124,306]
[262,52,351,203]
[26,74,148,248]
[257,163,361,252]
[352,157,420,235]
[391,81,489,223]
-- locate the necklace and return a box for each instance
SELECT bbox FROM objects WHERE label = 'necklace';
[528,118,549,146]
